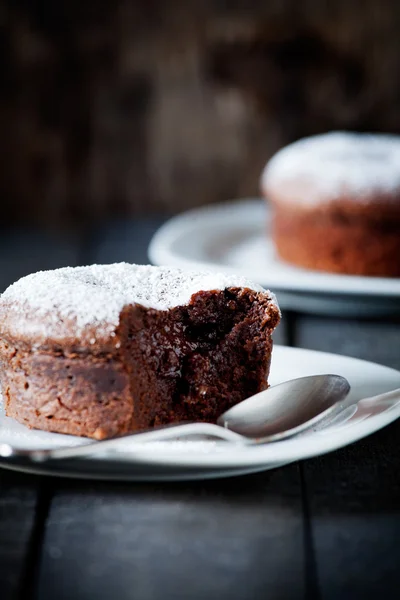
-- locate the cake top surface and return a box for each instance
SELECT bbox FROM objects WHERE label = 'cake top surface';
[261,131,400,203]
[0,263,276,344]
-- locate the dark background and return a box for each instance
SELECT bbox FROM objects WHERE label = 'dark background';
[2,0,400,229]
[1,5,400,599]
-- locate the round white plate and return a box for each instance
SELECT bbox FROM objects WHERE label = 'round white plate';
[1,346,399,481]
[148,199,400,315]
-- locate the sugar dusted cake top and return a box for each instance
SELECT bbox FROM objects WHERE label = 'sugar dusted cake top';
[0,263,278,345]
[262,132,400,204]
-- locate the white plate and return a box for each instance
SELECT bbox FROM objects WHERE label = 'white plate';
[148,199,400,315]
[1,346,400,481]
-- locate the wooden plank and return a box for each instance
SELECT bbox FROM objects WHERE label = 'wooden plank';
[302,419,400,600]
[37,467,306,600]
[295,313,400,598]
[0,470,40,600]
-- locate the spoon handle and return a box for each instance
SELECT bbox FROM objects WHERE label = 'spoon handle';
[0,422,246,463]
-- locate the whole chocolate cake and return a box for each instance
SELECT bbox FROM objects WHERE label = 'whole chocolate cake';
[261,132,400,277]
[0,264,280,439]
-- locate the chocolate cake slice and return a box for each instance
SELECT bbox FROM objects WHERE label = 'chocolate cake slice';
[0,264,280,439]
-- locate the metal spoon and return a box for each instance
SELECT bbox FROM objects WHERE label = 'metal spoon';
[0,374,350,462]
[217,373,351,442]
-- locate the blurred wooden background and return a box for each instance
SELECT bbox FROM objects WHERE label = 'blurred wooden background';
[2,0,400,228]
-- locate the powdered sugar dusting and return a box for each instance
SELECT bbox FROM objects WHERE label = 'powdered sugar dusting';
[0,263,275,341]
[262,132,400,203]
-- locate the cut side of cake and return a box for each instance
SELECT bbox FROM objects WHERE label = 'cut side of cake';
[0,264,280,439]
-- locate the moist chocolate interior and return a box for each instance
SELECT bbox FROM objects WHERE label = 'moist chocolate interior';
[118,288,278,430]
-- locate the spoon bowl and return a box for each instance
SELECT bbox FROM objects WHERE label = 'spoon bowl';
[217,374,350,442]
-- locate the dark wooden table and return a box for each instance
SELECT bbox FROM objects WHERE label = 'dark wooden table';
[1,218,399,600]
